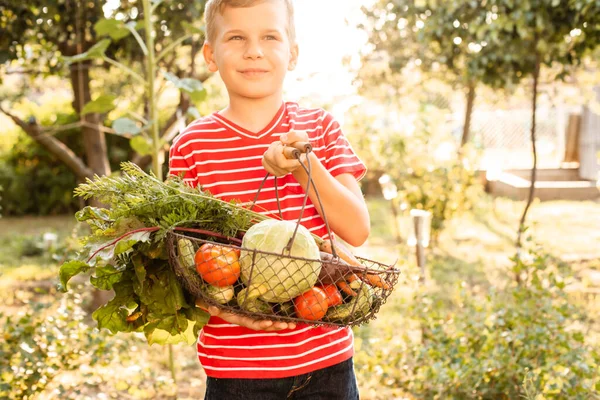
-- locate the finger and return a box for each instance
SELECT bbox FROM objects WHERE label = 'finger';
[261,157,289,177]
[281,130,309,145]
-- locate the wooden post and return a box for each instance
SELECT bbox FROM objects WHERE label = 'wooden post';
[414,215,426,283]
[563,113,581,163]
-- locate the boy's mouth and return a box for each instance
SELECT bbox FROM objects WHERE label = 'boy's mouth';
[239,69,269,77]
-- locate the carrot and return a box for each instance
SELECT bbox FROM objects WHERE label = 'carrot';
[337,280,357,297]
[359,273,392,290]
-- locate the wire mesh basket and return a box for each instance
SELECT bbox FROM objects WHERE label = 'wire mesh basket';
[166,141,401,327]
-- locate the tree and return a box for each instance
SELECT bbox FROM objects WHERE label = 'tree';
[0,0,208,182]
[362,0,600,250]
[467,0,600,249]
[360,0,491,147]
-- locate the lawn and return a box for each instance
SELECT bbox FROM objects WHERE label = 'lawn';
[1,195,599,399]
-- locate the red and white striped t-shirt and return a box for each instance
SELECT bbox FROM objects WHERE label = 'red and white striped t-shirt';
[168,101,367,379]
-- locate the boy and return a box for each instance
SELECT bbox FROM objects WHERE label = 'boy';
[168,0,370,398]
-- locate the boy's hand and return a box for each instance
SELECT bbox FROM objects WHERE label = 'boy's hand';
[262,131,310,177]
[198,299,296,331]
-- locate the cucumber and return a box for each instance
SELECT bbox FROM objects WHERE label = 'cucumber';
[177,238,196,270]
[237,286,273,314]
[277,301,296,317]
[325,284,374,322]
[203,284,235,304]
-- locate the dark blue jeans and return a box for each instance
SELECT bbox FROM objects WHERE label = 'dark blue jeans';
[204,358,359,399]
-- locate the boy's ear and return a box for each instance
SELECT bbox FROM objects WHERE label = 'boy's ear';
[203,42,219,72]
[288,43,299,71]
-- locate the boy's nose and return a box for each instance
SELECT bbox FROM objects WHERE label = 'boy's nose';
[243,41,264,59]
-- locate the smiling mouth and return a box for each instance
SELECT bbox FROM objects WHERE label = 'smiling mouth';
[239,69,269,77]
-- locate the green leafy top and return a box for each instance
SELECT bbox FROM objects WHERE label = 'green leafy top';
[74,162,269,240]
[59,162,281,346]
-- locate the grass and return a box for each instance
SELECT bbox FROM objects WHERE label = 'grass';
[1,195,599,399]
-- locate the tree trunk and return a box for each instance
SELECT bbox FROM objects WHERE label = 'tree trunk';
[516,55,540,253]
[69,62,111,178]
[461,82,476,148]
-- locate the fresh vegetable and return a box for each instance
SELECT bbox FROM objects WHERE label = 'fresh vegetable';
[325,284,374,322]
[57,162,272,345]
[319,239,361,268]
[294,287,329,321]
[240,219,321,302]
[359,272,392,290]
[195,243,241,287]
[203,284,235,304]
[318,284,343,307]
[237,286,273,314]
[277,301,296,317]
[318,251,353,285]
[337,280,357,297]
[177,238,196,270]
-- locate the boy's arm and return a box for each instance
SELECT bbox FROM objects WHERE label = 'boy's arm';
[263,131,370,247]
[292,156,370,247]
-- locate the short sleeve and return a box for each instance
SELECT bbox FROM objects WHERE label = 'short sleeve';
[322,113,367,181]
[168,136,199,187]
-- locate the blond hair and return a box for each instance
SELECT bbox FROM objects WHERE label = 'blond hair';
[204,0,296,44]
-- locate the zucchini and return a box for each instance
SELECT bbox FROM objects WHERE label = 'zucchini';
[177,238,196,270]
[237,286,273,314]
[203,284,235,304]
[325,284,374,322]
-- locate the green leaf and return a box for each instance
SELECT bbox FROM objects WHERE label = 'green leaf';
[93,279,138,334]
[81,94,116,115]
[130,136,154,156]
[59,260,91,291]
[114,230,152,255]
[113,117,141,135]
[94,19,130,40]
[145,317,197,345]
[184,306,211,336]
[91,265,124,290]
[132,253,147,284]
[134,264,187,315]
[75,206,111,222]
[63,39,111,63]
[163,71,207,103]
[81,236,119,267]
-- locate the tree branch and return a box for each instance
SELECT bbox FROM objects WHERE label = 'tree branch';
[0,106,94,180]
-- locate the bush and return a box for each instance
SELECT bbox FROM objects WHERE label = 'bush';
[0,291,112,399]
[346,103,482,240]
[355,246,600,399]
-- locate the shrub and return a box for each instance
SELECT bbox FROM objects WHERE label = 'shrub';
[355,246,600,399]
[0,291,112,399]
[346,103,482,240]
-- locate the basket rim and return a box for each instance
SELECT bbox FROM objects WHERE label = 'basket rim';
[167,229,401,275]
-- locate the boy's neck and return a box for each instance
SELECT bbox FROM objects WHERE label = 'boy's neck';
[220,94,284,134]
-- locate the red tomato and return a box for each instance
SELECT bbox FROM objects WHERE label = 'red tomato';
[317,284,343,307]
[194,243,240,287]
[294,287,329,321]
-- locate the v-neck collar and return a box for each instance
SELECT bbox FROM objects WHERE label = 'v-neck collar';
[212,102,286,140]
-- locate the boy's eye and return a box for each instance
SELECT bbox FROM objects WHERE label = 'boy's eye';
[265,35,278,40]
[229,35,244,41]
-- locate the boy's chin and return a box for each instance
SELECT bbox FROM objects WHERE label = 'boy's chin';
[234,90,281,100]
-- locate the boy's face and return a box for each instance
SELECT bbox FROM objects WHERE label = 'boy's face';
[203,1,298,101]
